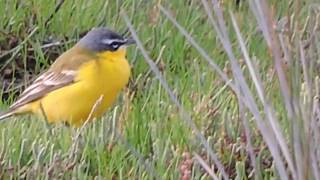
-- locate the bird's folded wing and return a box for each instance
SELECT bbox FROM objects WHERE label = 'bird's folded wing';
[10,70,77,110]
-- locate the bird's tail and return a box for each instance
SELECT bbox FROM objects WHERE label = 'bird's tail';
[0,110,15,121]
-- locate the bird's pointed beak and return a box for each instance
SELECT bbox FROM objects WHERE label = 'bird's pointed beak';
[125,37,135,45]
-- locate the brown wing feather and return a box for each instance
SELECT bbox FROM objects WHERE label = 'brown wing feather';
[7,45,92,112]
[10,70,76,110]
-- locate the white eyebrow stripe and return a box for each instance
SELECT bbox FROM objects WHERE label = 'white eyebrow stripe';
[102,39,126,45]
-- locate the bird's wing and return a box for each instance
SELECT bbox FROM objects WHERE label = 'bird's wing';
[9,70,77,110]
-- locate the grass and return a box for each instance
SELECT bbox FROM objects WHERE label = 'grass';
[0,0,319,179]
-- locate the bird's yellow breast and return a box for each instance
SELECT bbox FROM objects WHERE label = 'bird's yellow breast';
[35,48,130,126]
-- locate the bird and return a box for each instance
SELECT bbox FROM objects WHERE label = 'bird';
[0,27,135,127]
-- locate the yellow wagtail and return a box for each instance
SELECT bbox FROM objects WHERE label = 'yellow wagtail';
[0,27,135,126]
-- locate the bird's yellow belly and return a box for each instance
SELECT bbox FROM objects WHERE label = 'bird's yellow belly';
[34,57,130,126]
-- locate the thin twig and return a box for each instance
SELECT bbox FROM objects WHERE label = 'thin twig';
[68,95,105,163]
[122,10,229,179]
[194,153,219,180]
[82,95,104,129]
[44,0,65,28]
[27,39,76,51]
[134,45,166,89]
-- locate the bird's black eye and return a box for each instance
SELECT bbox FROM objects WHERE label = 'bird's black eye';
[110,41,121,50]
[101,38,126,51]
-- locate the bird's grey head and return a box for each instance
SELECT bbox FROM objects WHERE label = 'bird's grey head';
[78,27,135,52]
